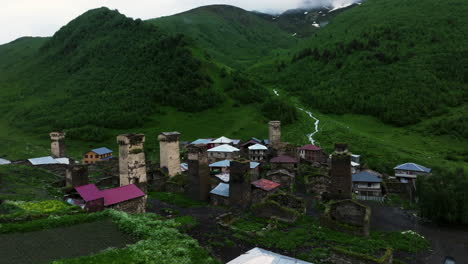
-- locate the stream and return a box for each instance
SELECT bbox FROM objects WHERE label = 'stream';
[273,89,320,145]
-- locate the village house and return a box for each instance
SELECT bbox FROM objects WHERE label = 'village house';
[207,144,240,162]
[298,144,325,163]
[190,138,213,147]
[72,183,146,213]
[270,155,298,171]
[351,154,361,173]
[267,169,295,191]
[248,143,268,162]
[82,147,113,164]
[352,170,383,197]
[394,162,431,183]
[240,138,262,149]
[210,182,230,206]
[209,160,260,182]
[251,178,281,204]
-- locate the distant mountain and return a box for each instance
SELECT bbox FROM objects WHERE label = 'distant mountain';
[258,0,467,134]
[148,5,299,68]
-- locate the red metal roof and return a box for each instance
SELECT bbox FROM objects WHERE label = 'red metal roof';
[75,184,103,202]
[299,144,322,151]
[101,184,145,206]
[75,184,145,206]
[270,155,298,163]
[251,179,280,191]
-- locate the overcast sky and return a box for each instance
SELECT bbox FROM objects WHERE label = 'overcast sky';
[0,0,357,45]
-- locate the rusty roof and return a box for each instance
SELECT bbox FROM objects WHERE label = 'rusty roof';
[251,179,280,191]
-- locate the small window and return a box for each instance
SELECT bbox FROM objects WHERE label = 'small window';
[85,155,88,158]
[368,183,372,187]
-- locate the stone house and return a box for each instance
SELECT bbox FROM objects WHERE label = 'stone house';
[270,155,298,171]
[393,162,431,183]
[320,199,371,237]
[298,144,325,163]
[267,169,295,191]
[82,147,113,164]
[207,144,240,162]
[248,143,268,162]
[352,170,383,197]
[73,184,146,213]
[209,159,260,180]
[210,182,230,206]
[251,179,280,204]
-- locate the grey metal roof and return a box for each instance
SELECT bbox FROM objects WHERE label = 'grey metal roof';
[0,158,11,165]
[352,171,382,183]
[191,138,213,145]
[209,160,260,169]
[210,183,229,197]
[28,156,59,165]
[394,163,431,173]
[91,147,113,155]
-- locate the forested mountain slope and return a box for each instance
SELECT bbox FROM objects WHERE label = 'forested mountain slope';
[259,0,467,135]
[0,8,227,140]
[149,5,299,68]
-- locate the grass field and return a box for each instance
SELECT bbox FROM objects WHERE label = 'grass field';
[0,218,135,264]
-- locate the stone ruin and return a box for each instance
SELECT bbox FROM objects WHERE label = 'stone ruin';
[320,199,371,236]
[117,134,147,188]
[187,144,211,201]
[229,160,252,208]
[66,165,89,187]
[252,193,306,223]
[50,132,66,158]
[328,143,352,200]
[330,247,393,264]
[158,132,181,177]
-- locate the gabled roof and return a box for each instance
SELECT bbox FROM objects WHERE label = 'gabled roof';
[248,144,268,150]
[211,136,233,144]
[75,184,145,206]
[209,160,260,169]
[352,170,382,183]
[55,158,70,165]
[266,169,295,177]
[210,183,229,197]
[0,158,11,165]
[28,156,59,165]
[394,163,431,173]
[351,161,360,167]
[251,179,280,191]
[232,139,241,145]
[91,147,113,155]
[190,138,213,145]
[242,139,260,147]
[299,144,322,151]
[180,163,188,171]
[262,139,270,145]
[207,144,240,153]
[214,173,230,183]
[75,184,103,202]
[101,184,145,206]
[227,247,312,264]
[270,155,298,164]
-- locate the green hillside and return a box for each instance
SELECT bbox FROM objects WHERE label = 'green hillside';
[256,0,467,131]
[149,5,299,68]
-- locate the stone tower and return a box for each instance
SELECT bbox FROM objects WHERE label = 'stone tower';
[66,165,89,187]
[117,134,147,187]
[268,121,281,148]
[158,132,181,177]
[187,145,210,201]
[329,143,352,199]
[229,160,251,208]
[50,132,66,158]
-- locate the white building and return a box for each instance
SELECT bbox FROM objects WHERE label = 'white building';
[227,247,313,264]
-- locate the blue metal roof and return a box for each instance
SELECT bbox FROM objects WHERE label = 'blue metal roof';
[352,171,382,183]
[92,147,113,155]
[394,163,431,173]
[210,183,229,197]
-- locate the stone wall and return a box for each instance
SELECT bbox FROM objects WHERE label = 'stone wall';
[158,132,181,177]
[252,193,305,223]
[50,132,66,158]
[66,165,89,187]
[329,143,352,200]
[321,199,371,237]
[117,134,147,186]
[109,196,147,214]
[329,248,393,264]
[268,121,281,148]
[229,160,251,208]
[187,145,210,201]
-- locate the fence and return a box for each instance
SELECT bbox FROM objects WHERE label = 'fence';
[356,195,384,202]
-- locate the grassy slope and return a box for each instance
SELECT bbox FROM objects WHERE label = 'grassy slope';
[149,5,299,68]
